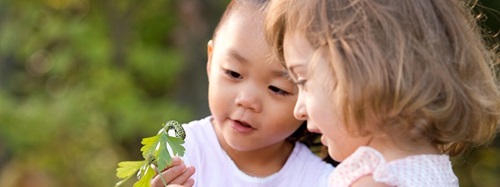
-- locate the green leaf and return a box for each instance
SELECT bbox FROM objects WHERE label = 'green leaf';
[155,138,172,171]
[115,121,186,187]
[155,134,185,171]
[133,166,156,187]
[115,161,147,187]
[166,136,185,158]
[116,161,147,179]
[140,135,159,159]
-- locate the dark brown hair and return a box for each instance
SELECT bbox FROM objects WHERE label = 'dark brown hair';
[212,0,269,41]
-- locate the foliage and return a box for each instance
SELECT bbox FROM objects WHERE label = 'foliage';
[0,0,192,187]
[453,147,500,187]
[115,121,186,187]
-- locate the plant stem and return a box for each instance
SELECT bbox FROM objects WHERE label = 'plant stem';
[152,164,168,187]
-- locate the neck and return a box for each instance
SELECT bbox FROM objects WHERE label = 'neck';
[369,136,439,162]
[213,122,294,177]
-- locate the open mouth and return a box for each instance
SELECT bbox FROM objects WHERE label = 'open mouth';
[231,119,255,133]
[237,120,252,128]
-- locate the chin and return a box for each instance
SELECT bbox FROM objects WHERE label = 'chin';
[227,140,252,151]
[328,150,345,162]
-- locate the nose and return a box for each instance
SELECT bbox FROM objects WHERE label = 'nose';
[293,93,307,120]
[234,85,262,112]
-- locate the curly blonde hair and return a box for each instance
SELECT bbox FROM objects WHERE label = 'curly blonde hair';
[266,0,500,156]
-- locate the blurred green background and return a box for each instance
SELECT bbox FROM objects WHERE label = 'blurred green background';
[0,0,498,187]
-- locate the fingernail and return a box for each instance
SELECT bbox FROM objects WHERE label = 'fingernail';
[171,162,184,173]
[179,162,186,169]
[172,157,181,163]
[186,166,195,173]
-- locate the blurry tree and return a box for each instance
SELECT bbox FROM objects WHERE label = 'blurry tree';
[480,0,500,33]
[0,0,209,186]
[171,0,227,119]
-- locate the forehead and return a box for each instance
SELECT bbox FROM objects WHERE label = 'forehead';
[283,32,315,70]
[211,4,289,77]
[215,4,265,44]
[283,32,340,83]
[212,9,266,57]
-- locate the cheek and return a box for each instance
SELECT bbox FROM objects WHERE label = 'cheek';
[209,76,233,99]
[326,130,371,161]
[272,105,302,126]
[308,97,336,128]
[208,80,235,116]
[266,106,303,133]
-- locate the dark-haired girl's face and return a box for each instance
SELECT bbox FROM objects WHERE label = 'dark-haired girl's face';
[206,6,303,152]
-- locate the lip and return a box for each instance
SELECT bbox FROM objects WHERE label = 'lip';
[230,119,256,134]
[306,123,321,134]
[320,135,328,146]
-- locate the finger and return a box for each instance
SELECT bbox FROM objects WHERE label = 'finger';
[166,185,185,187]
[150,163,187,187]
[162,157,183,172]
[182,178,195,187]
[152,157,183,175]
[169,166,195,185]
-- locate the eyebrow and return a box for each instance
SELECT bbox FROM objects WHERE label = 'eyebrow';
[228,49,290,79]
[228,49,248,64]
[287,64,303,79]
[272,69,290,79]
[288,64,300,74]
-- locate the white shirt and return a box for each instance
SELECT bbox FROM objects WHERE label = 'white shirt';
[180,116,334,187]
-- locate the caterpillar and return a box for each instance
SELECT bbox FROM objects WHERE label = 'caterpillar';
[146,154,157,165]
[166,120,186,140]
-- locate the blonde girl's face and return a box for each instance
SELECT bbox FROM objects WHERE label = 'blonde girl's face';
[283,32,371,162]
[206,6,303,152]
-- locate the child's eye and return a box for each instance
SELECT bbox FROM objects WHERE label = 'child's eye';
[268,85,292,96]
[224,69,242,79]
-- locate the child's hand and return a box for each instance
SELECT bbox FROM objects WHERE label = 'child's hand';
[151,157,195,187]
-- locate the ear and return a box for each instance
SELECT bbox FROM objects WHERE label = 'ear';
[207,40,214,80]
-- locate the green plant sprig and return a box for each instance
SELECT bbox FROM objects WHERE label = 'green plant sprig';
[115,120,186,187]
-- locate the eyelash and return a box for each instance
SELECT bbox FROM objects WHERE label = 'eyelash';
[223,68,292,97]
[224,69,242,79]
[268,86,292,96]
